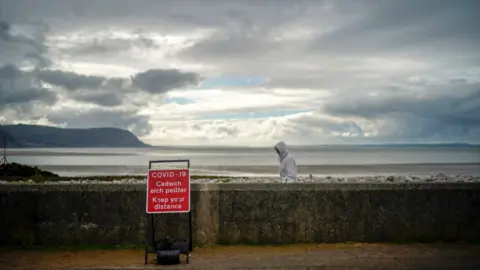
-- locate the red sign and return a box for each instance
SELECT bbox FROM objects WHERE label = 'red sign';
[146,169,190,213]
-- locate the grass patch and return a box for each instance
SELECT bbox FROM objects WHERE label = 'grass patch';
[0,162,59,182]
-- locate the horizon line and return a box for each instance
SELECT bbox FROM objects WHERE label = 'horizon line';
[147,142,480,148]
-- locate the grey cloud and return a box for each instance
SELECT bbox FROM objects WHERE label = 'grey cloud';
[3,86,56,105]
[0,20,50,68]
[295,116,364,137]
[0,67,126,107]
[34,68,201,107]
[1,0,306,31]
[217,126,239,136]
[36,68,201,94]
[63,35,159,57]
[175,0,480,78]
[309,0,480,56]
[276,113,367,144]
[5,0,479,61]
[71,90,123,107]
[0,65,150,135]
[180,26,282,61]
[47,107,152,136]
[0,21,10,39]
[3,0,480,143]
[131,69,200,93]
[191,124,202,131]
[36,69,105,90]
[322,82,480,142]
[0,65,58,107]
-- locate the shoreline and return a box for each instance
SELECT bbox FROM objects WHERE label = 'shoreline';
[1,173,479,184]
[25,162,480,179]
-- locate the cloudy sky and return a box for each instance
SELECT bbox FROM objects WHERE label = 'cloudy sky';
[0,0,479,146]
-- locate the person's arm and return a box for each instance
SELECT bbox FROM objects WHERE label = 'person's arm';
[279,159,287,183]
[286,158,297,181]
[282,157,297,183]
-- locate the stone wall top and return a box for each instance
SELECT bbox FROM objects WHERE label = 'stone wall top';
[1,182,480,192]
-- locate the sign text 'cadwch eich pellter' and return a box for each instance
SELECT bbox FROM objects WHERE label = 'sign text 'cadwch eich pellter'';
[146,169,190,213]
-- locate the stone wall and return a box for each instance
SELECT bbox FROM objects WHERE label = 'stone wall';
[1,183,479,246]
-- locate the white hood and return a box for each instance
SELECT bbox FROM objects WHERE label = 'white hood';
[274,141,289,160]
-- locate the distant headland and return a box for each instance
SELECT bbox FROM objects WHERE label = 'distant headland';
[0,124,150,148]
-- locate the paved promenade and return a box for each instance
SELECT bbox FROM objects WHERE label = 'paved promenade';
[2,243,480,269]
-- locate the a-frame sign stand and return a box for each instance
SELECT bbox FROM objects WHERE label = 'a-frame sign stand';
[144,159,193,264]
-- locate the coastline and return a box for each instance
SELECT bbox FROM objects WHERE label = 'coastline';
[1,172,479,185]
[6,146,479,181]
[20,162,480,178]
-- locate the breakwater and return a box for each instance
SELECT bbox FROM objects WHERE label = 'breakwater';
[1,183,479,246]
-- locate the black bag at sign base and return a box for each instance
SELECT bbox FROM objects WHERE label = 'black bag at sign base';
[155,237,189,265]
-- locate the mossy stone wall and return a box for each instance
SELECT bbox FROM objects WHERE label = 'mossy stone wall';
[1,183,479,246]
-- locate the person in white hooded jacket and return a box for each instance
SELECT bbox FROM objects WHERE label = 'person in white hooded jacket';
[274,141,298,183]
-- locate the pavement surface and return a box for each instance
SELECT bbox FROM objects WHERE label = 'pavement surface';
[1,243,480,270]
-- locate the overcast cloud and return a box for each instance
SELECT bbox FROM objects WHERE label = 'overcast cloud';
[0,0,479,146]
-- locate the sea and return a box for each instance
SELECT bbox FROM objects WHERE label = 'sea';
[5,145,480,178]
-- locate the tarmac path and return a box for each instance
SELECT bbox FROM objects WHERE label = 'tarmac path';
[1,243,479,270]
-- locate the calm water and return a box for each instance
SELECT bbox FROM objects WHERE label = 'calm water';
[6,146,480,177]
